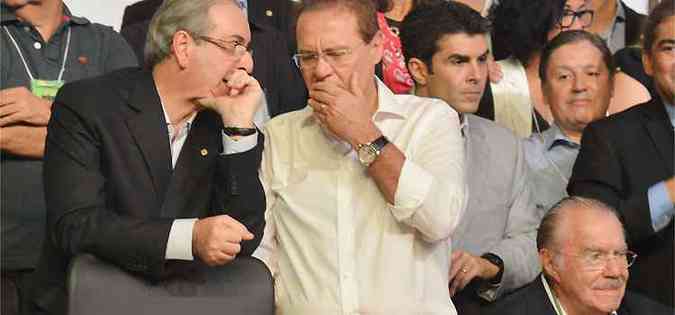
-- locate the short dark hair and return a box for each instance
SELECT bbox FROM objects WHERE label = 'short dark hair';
[489,0,566,65]
[539,30,614,84]
[537,196,623,252]
[643,0,675,53]
[298,0,379,43]
[400,0,490,69]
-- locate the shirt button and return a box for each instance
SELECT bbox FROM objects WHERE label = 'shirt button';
[23,26,30,32]
[33,42,42,50]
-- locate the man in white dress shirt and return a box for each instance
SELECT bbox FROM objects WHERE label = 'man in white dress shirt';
[253,0,465,314]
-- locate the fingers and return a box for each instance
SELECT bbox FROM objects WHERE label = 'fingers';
[224,69,261,96]
[222,215,254,240]
[448,251,478,297]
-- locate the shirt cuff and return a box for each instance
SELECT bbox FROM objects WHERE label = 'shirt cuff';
[221,131,257,155]
[391,160,432,213]
[165,218,198,260]
[648,181,675,232]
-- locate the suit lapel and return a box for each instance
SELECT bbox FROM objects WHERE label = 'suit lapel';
[642,98,674,175]
[124,72,173,207]
[161,110,219,218]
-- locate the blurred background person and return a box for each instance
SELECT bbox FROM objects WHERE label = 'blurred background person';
[479,0,592,137]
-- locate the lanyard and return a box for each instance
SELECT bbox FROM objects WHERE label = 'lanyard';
[3,25,71,82]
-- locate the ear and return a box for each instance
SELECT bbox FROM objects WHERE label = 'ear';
[407,57,430,86]
[540,249,562,283]
[171,30,193,69]
[370,30,385,64]
[642,50,655,77]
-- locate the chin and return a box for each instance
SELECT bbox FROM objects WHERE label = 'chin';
[592,291,624,311]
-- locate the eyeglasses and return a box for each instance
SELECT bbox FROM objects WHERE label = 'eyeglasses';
[198,36,253,58]
[557,249,637,271]
[293,44,364,69]
[558,9,594,29]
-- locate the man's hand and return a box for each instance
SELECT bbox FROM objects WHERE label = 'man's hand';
[192,215,254,266]
[0,87,52,127]
[195,69,262,128]
[308,72,380,148]
[448,250,500,297]
[665,177,675,205]
[488,57,503,84]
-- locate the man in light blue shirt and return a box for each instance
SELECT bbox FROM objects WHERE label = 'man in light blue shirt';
[569,0,675,307]
[523,30,614,215]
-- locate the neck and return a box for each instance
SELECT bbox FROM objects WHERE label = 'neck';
[559,126,582,144]
[551,284,607,315]
[13,0,64,42]
[153,62,200,125]
[589,0,617,35]
[384,0,413,22]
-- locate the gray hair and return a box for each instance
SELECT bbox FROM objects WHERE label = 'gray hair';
[144,0,242,67]
[537,196,624,252]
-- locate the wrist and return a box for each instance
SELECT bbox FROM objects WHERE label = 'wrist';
[349,122,381,149]
[222,119,255,129]
[480,253,504,284]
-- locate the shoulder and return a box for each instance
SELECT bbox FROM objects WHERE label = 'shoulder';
[586,99,649,135]
[56,68,142,113]
[264,107,313,136]
[621,291,674,315]
[469,114,520,144]
[393,94,459,123]
[484,279,546,315]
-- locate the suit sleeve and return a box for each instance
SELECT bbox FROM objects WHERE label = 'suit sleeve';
[44,87,173,280]
[568,123,656,245]
[210,131,266,256]
[489,139,541,296]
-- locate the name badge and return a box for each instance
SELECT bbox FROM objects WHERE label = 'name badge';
[30,79,64,100]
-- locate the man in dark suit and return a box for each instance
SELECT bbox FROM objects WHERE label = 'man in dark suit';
[30,1,266,314]
[568,0,675,308]
[120,0,306,121]
[485,197,672,315]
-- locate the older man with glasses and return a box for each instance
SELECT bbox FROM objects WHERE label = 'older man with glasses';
[252,0,466,314]
[485,197,672,315]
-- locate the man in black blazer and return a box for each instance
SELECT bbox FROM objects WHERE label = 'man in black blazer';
[30,1,266,314]
[568,0,675,308]
[485,197,672,315]
[120,0,306,120]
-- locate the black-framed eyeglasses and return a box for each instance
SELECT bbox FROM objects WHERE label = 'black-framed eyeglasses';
[198,36,253,58]
[558,9,594,29]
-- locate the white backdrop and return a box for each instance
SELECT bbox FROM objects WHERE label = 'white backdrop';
[65,0,139,31]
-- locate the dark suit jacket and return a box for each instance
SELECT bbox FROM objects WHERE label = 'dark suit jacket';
[621,0,646,49]
[484,275,673,315]
[568,97,674,307]
[30,68,266,315]
[120,1,307,118]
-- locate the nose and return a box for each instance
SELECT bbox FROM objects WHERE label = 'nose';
[237,50,254,74]
[602,255,627,278]
[572,74,589,92]
[467,61,484,85]
[310,55,335,82]
[568,15,586,31]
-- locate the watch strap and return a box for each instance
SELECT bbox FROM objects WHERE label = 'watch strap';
[370,135,389,153]
[223,127,257,137]
[481,253,504,285]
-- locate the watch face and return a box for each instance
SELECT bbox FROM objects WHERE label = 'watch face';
[358,145,377,165]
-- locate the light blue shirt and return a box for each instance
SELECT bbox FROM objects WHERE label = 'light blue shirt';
[523,124,580,214]
[648,99,675,232]
[238,0,248,15]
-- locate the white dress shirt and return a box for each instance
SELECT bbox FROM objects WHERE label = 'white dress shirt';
[254,79,465,315]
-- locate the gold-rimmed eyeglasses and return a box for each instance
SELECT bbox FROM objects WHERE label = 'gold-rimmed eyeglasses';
[293,43,366,69]
[198,36,253,58]
[555,249,637,271]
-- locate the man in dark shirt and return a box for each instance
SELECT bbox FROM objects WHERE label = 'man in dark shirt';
[0,1,137,314]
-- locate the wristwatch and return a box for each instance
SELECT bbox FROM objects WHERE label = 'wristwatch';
[223,127,257,137]
[481,253,504,285]
[356,135,389,167]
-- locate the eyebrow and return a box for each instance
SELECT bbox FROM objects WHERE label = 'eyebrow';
[297,45,351,54]
[448,49,490,61]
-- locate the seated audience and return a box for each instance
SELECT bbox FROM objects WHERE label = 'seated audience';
[485,197,672,315]
[120,0,307,125]
[401,1,540,313]
[568,0,675,307]
[253,0,466,313]
[30,0,266,314]
[481,0,592,137]
[524,30,613,215]
[0,0,137,314]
